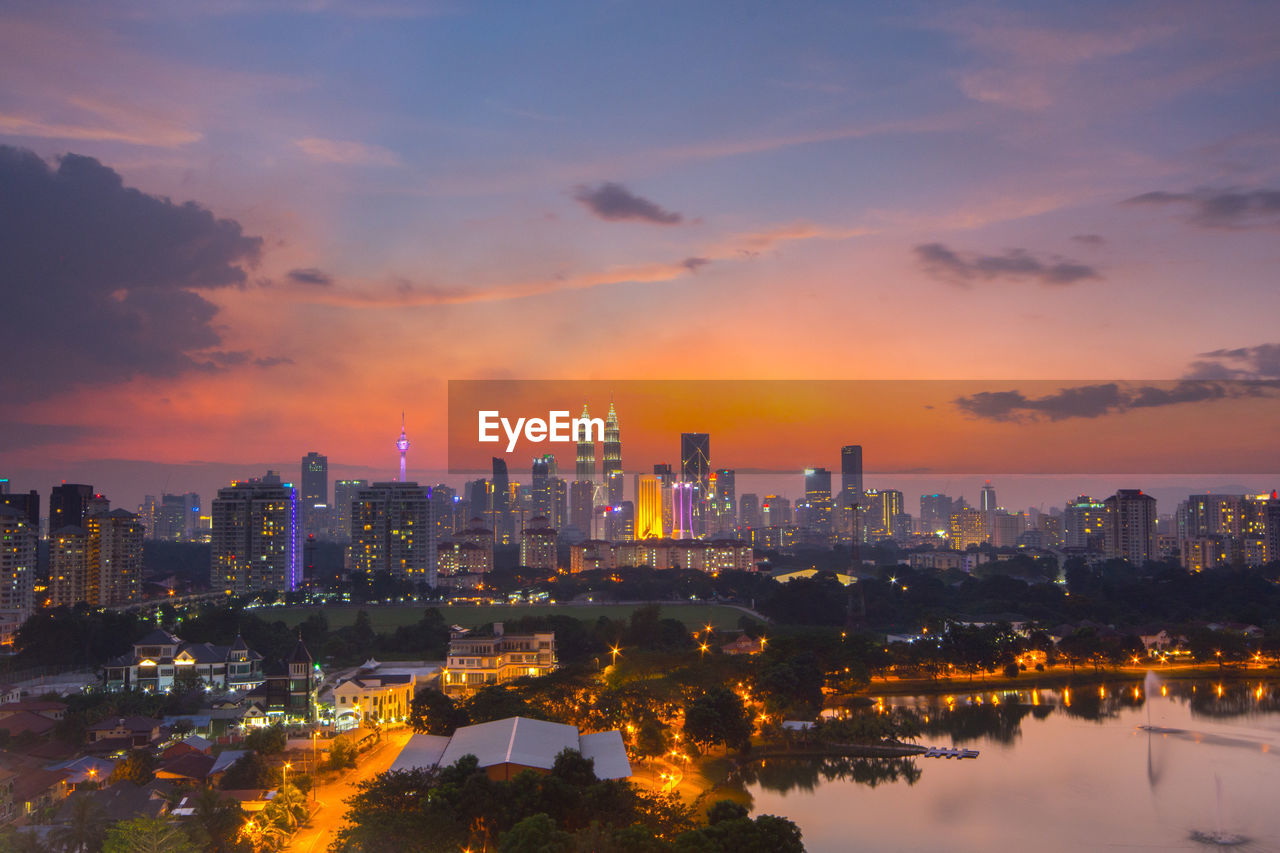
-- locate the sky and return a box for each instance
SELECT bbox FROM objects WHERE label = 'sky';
[1,0,1279,511]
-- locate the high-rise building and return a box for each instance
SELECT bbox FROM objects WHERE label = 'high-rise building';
[680,433,711,536]
[137,495,158,538]
[709,469,736,536]
[429,484,458,544]
[840,445,863,504]
[673,483,695,539]
[568,480,594,541]
[980,481,998,513]
[1104,489,1156,564]
[49,483,94,530]
[949,506,987,550]
[605,470,625,509]
[301,452,328,538]
[333,479,368,542]
[602,401,622,483]
[50,525,89,606]
[211,475,300,595]
[156,493,188,541]
[491,458,514,545]
[351,482,436,586]
[576,404,596,482]
[520,516,558,570]
[920,494,954,534]
[86,509,144,606]
[739,493,761,531]
[635,474,663,539]
[0,506,37,619]
[1064,496,1110,550]
[803,468,833,539]
[762,495,791,527]
[0,489,40,531]
[532,455,555,520]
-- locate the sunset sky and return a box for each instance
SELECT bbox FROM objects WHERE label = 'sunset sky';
[2,1,1278,510]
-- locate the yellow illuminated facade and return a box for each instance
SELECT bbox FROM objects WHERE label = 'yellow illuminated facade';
[635,474,663,539]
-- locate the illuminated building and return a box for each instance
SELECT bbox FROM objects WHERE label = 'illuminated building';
[333,479,368,542]
[680,433,710,535]
[1182,536,1228,571]
[453,518,495,573]
[102,629,265,692]
[49,483,93,530]
[531,455,555,520]
[840,445,863,520]
[156,492,200,541]
[1064,496,1110,550]
[634,474,663,539]
[50,525,88,606]
[920,494,954,534]
[137,495,157,538]
[0,506,36,622]
[86,509,144,606]
[301,452,328,538]
[575,403,596,481]
[739,493,761,530]
[0,489,39,531]
[762,495,790,527]
[709,469,736,536]
[429,484,458,543]
[654,464,675,537]
[520,516,558,570]
[606,470,625,508]
[491,458,513,545]
[211,474,299,595]
[568,480,594,541]
[1104,490,1156,564]
[602,400,622,487]
[990,510,1024,548]
[333,670,416,729]
[351,482,436,586]
[442,623,557,696]
[673,482,694,539]
[980,481,997,513]
[803,468,833,541]
[948,506,987,550]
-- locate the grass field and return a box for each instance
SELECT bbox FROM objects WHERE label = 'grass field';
[263,602,749,633]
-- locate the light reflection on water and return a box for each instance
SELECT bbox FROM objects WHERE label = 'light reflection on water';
[742,679,1280,852]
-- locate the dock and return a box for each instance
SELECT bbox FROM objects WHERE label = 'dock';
[919,746,980,759]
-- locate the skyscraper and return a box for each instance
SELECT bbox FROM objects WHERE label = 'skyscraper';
[0,489,39,531]
[49,483,93,530]
[333,479,368,541]
[86,509,144,606]
[673,482,694,539]
[1064,496,1110,550]
[351,482,436,586]
[840,445,863,502]
[532,455,555,520]
[575,403,596,482]
[1104,489,1156,564]
[710,469,736,536]
[920,494,955,534]
[491,458,513,544]
[680,433,710,535]
[301,452,328,538]
[804,468,833,540]
[739,493,761,530]
[211,476,300,595]
[50,524,89,606]
[980,481,998,512]
[602,400,622,482]
[0,506,37,619]
[635,474,663,539]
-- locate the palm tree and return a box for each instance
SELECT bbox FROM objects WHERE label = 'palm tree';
[50,796,108,853]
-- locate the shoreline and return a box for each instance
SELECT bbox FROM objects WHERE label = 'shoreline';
[862,663,1273,696]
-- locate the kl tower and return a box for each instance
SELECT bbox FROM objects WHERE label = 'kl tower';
[396,413,410,481]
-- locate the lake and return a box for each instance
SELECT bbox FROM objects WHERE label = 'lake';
[742,677,1280,852]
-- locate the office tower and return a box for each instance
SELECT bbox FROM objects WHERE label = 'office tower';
[568,481,594,540]
[762,495,791,527]
[1064,496,1110,550]
[521,516,558,570]
[680,433,711,535]
[301,452,328,538]
[429,484,458,544]
[949,506,987,550]
[803,468,833,539]
[576,404,596,481]
[0,489,40,530]
[709,469,736,535]
[990,511,1023,548]
[351,482,436,586]
[137,495,157,538]
[0,480,6,494]
[876,489,905,540]
[211,476,300,595]
[50,525,89,606]
[156,494,187,540]
[396,414,411,482]
[1104,489,1156,564]
[980,481,997,513]
[0,507,36,619]
[549,478,567,531]
[491,458,513,545]
[1186,494,1245,539]
[86,509,144,606]
[653,463,675,537]
[85,493,110,517]
[673,482,694,539]
[606,470,625,508]
[920,494,954,534]
[602,401,622,482]
[635,474,663,539]
[739,493,761,530]
[653,463,674,486]
[454,518,495,573]
[532,455,554,520]
[333,479,368,542]
[840,445,863,503]
[49,483,94,530]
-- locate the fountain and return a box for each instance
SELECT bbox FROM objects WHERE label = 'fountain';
[1189,774,1249,846]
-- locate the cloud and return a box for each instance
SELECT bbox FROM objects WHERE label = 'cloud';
[953,381,1263,422]
[286,267,334,286]
[1185,344,1280,380]
[572,182,683,224]
[0,145,263,402]
[0,421,103,451]
[681,257,710,273]
[1125,188,1280,229]
[914,242,1100,286]
[1071,234,1106,245]
[294,137,401,166]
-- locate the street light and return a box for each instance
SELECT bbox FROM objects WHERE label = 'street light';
[610,646,621,666]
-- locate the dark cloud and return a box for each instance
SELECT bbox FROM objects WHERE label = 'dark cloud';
[572,182,683,224]
[681,257,710,273]
[1125,188,1280,229]
[253,356,294,368]
[0,145,264,402]
[0,422,104,451]
[286,267,334,286]
[953,381,1264,422]
[1071,234,1106,245]
[914,242,1100,286]
[1185,343,1280,379]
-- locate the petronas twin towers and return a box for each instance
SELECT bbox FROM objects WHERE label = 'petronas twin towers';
[574,401,622,484]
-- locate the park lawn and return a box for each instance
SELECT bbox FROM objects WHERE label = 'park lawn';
[264,602,748,633]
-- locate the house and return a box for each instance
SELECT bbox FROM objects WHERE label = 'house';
[45,757,115,790]
[207,750,248,786]
[0,711,58,738]
[0,701,66,722]
[155,753,216,783]
[84,716,163,750]
[162,735,213,760]
[102,629,264,692]
[242,639,317,724]
[0,685,22,705]
[442,623,557,696]
[10,768,70,819]
[0,767,14,824]
[392,716,631,782]
[332,671,416,730]
[721,635,764,655]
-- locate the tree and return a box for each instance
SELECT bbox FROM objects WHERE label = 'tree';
[682,688,752,753]
[409,688,469,735]
[50,796,108,853]
[634,717,670,763]
[497,814,573,853]
[102,818,197,853]
[263,783,308,833]
[220,752,274,790]
[182,785,244,853]
[325,737,359,771]
[243,724,287,755]
[109,749,154,786]
[464,685,533,724]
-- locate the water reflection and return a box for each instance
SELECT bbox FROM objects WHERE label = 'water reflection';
[737,755,922,794]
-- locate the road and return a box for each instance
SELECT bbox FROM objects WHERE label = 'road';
[286,728,413,853]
